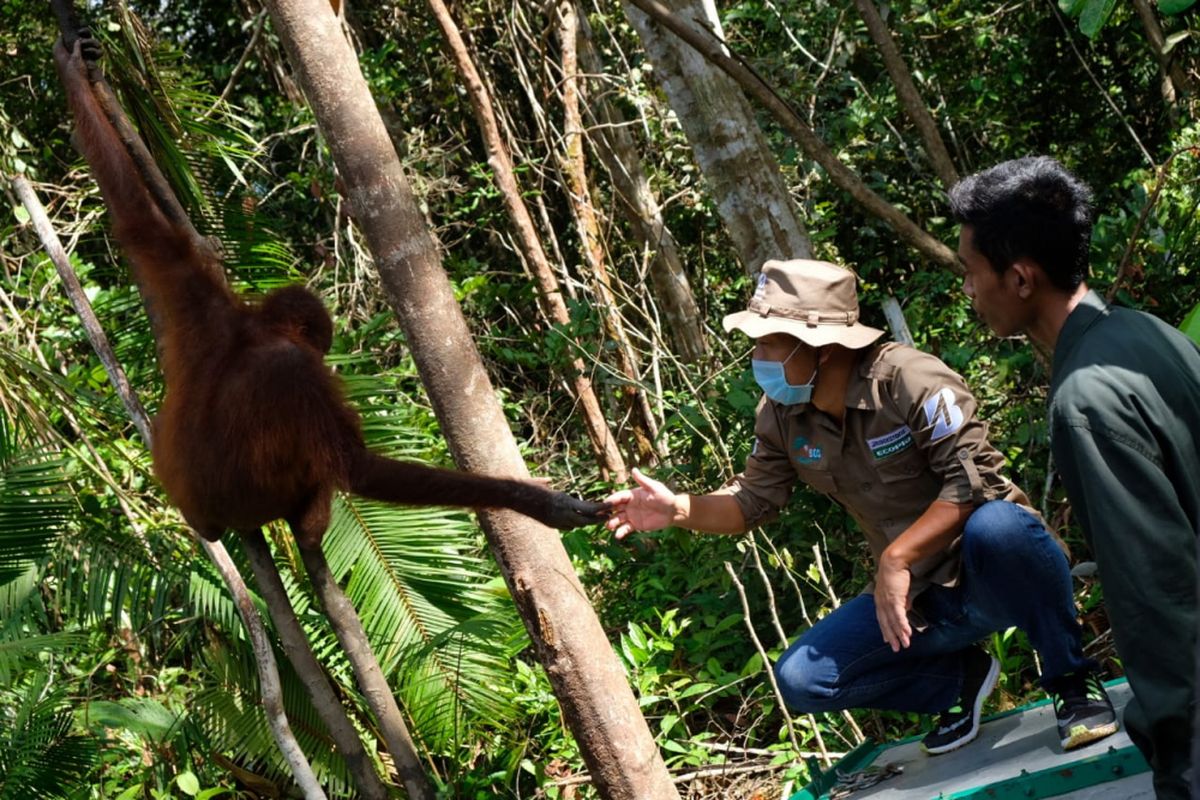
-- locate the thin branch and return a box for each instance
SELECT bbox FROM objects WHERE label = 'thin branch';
[204,10,269,118]
[1107,146,1198,302]
[723,560,804,757]
[812,541,840,609]
[425,0,628,481]
[1045,0,1155,169]
[746,533,838,762]
[12,175,152,445]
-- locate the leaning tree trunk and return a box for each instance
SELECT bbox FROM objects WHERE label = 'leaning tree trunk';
[622,0,812,274]
[259,1,680,797]
[574,5,707,364]
[851,0,958,188]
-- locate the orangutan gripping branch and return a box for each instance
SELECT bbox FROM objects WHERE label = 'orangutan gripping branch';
[53,35,608,548]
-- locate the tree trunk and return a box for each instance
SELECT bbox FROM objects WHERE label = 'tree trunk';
[623,0,960,273]
[1132,0,1195,108]
[622,0,812,274]
[574,7,707,364]
[258,1,680,797]
[556,0,664,462]
[424,0,629,482]
[851,0,958,188]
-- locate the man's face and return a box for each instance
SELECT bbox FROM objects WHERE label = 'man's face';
[959,225,1028,338]
[753,332,818,384]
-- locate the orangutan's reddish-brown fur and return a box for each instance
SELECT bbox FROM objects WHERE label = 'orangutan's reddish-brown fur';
[54,37,607,548]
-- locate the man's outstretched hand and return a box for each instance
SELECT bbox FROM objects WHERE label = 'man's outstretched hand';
[604,468,679,539]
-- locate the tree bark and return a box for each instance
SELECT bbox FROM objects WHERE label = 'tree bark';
[623,0,811,275]
[425,0,629,482]
[574,6,707,364]
[556,0,664,462]
[1132,0,1195,107]
[623,0,960,273]
[258,1,680,797]
[851,0,958,188]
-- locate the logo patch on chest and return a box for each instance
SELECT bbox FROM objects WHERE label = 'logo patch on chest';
[791,436,823,465]
[867,425,914,459]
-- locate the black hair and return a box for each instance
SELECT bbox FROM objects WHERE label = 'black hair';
[948,156,1093,291]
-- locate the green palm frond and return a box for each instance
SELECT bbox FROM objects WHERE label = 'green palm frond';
[0,410,73,587]
[187,542,376,796]
[0,562,39,621]
[0,346,118,448]
[192,646,358,799]
[52,530,192,631]
[0,676,97,799]
[0,634,85,687]
[189,557,248,638]
[323,496,524,750]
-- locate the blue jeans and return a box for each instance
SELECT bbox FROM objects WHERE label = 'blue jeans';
[774,500,1095,714]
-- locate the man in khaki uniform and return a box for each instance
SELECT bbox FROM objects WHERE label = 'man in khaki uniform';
[606,259,1117,754]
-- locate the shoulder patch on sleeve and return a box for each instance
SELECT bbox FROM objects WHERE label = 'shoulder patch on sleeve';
[922,387,965,442]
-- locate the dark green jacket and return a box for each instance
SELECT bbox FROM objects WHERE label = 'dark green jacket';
[1049,289,1199,799]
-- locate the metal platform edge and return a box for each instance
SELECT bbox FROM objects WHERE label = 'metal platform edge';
[789,679,1151,800]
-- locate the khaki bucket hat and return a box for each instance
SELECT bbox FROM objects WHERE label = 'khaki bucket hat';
[722,259,885,349]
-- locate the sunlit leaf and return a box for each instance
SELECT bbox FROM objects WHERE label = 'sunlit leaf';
[1180,301,1200,345]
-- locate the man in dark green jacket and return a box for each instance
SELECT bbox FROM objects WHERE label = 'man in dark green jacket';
[949,155,1199,798]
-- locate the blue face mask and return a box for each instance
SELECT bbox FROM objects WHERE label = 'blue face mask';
[752,343,818,405]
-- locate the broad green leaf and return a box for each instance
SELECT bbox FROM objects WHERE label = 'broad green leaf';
[176,771,201,796]
[1079,0,1118,37]
[678,682,717,699]
[1158,0,1197,13]
[83,698,181,742]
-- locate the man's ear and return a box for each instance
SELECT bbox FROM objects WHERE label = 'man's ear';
[1010,259,1039,299]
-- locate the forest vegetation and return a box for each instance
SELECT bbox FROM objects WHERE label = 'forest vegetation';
[0,0,1198,797]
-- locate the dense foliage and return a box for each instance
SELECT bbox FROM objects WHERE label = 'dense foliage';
[0,0,1197,797]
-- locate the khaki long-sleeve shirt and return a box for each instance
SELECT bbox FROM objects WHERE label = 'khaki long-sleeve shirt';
[717,342,1040,597]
